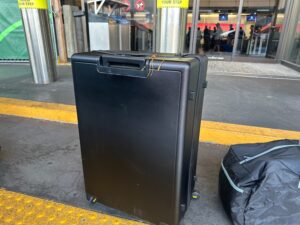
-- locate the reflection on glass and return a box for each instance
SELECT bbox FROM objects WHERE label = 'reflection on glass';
[86,0,154,52]
[187,1,238,55]
[286,9,300,64]
[123,0,154,52]
[186,0,286,58]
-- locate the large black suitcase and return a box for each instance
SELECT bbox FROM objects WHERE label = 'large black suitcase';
[72,51,207,225]
[219,140,300,225]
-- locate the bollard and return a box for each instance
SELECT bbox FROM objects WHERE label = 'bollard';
[19,0,57,84]
[155,0,188,54]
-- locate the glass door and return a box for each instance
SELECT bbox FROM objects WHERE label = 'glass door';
[189,0,241,59]
[266,0,286,58]
[246,13,273,56]
[241,0,282,57]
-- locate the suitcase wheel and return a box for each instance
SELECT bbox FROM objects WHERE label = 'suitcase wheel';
[88,196,97,204]
[192,191,200,200]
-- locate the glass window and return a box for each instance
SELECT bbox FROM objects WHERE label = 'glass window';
[86,0,155,52]
[196,0,240,57]
[244,0,281,57]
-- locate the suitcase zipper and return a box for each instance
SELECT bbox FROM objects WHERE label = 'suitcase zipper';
[239,143,300,165]
[221,160,244,193]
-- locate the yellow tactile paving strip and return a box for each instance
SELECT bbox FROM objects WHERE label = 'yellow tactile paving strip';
[0,97,300,145]
[0,189,146,225]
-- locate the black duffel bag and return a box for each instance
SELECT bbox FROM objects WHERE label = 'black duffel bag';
[219,139,300,225]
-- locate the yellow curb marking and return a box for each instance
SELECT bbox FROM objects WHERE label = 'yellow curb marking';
[0,97,77,124]
[0,97,299,145]
[200,121,300,145]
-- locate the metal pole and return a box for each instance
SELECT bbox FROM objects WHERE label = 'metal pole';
[80,0,89,51]
[189,0,201,54]
[156,7,188,54]
[152,0,157,52]
[232,0,244,57]
[20,6,57,84]
[271,0,280,27]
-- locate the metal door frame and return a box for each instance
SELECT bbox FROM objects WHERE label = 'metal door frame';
[189,0,200,54]
[232,0,244,57]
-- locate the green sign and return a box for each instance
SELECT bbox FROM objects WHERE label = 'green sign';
[0,0,28,60]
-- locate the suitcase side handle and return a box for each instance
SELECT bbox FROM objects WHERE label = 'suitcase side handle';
[97,55,149,78]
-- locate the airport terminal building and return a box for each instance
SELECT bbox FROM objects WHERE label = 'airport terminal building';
[0,0,299,70]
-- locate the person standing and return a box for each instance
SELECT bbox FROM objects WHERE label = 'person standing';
[203,26,211,52]
[196,27,202,53]
[213,23,223,52]
[186,27,191,50]
[211,27,216,49]
[227,24,235,45]
[235,26,245,51]
[239,26,245,39]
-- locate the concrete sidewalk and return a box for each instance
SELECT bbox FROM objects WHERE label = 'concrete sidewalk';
[208,61,300,78]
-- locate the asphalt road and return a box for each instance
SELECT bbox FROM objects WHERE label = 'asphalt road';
[0,64,300,131]
[0,115,230,225]
[203,74,300,131]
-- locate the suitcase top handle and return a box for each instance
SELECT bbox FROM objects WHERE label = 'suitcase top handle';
[97,55,150,78]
